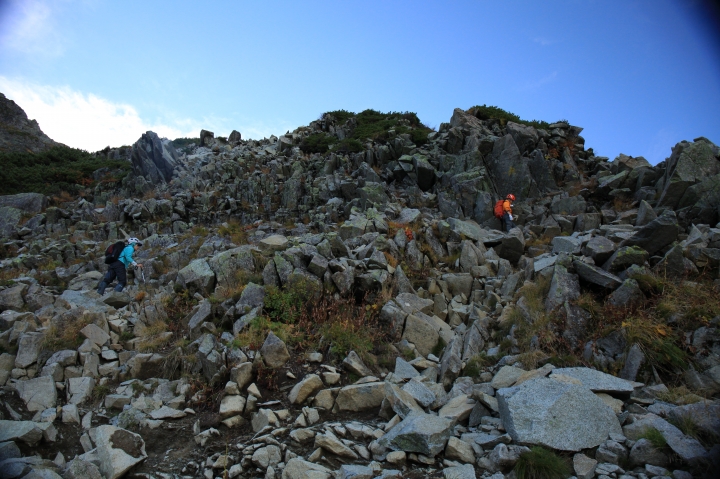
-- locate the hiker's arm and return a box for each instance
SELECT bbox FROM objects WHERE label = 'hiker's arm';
[125,248,141,268]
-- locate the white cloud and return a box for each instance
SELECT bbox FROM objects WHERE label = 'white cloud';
[0,76,199,151]
[0,0,65,57]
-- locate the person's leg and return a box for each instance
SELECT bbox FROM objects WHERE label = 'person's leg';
[97,267,117,294]
[113,263,127,292]
[503,212,515,232]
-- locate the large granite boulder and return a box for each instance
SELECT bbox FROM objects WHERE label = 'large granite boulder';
[545,264,580,312]
[619,210,679,255]
[658,139,720,209]
[550,367,635,395]
[94,425,147,479]
[612,154,651,173]
[486,134,538,199]
[0,193,48,214]
[378,412,454,457]
[550,196,587,216]
[677,172,720,225]
[413,155,437,191]
[623,413,707,464]
[602,246,649,273]
[497,377,622,451]
[335,381,385,412]
[667,401,720,438]
[607,279,645,308]
[282,458,332,479]
[0,192,48,237]
[177,259,216,295]
[130,131,180,184]
[260,332,290,368]
[0,420,44,446]
[15,376,57,411]
[583,236,617,264]
[207,246,256,287]
[506,121,538,155]
[0,283,27,311]
[573,261,622,289]
[527,149,558,193]
[15,332,44,369]
[499,228,525,264]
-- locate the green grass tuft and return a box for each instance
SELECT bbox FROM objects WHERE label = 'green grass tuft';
[514,446,571,479]
[638,427,667,449]
[431,337,447,357]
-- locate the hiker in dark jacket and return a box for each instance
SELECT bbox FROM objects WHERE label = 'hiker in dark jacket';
[97,237,144,294]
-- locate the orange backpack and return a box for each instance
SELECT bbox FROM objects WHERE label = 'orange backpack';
[494,200,505,219]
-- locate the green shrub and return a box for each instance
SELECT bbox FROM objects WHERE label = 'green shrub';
[410,128,430,146]
[514,446,571,479]
[263,278,320,324]
[324,109,355,124]
[320,109,432,146]
[0,146,131,195]
[300,133,335,154]
[319,321,373,358]
[333,138,364,153]
[468,104,552,130]
[171,137,200,148]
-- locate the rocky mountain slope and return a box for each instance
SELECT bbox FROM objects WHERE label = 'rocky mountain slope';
[0,100,719,479]
[0,94,62,154]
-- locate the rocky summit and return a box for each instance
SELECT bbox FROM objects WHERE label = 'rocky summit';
[0,100,719,479]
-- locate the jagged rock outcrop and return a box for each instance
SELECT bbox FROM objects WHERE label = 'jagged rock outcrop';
[130,131,181,187]
[0,93,61,153]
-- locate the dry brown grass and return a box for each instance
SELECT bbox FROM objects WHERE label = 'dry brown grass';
[218,219,248,245]
[136,321,172,352]
[612,196,636,212]
[383,252,398,268]
[525,235,552,248]
[51,190,75,204]
[571,273,718,376]
[0,268,22,285]
[142,189,157,201]
[656,385,707,405]
[233,286,394,364]
[43,315,93,351]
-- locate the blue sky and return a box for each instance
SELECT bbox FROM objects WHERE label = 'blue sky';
[0,0,718,164]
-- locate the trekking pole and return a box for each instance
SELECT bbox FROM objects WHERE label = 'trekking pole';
[134,265,146,284]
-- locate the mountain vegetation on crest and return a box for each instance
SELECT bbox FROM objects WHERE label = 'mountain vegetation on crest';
[0,146,131,196]
[300,109,433,154]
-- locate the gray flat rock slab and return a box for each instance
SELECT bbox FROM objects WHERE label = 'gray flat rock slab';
[394,357,420,380]
[379,412,454,457]
[490,365,525,389]
[497,377,622,451]
[149,406,186,419]
[443,464,476,479]
[623,413,707,463]
[551,367,636,395]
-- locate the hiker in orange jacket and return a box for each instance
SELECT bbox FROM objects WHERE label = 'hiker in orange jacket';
[502,194,516,232]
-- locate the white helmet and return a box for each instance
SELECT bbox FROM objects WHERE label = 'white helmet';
[128,237,143,246]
